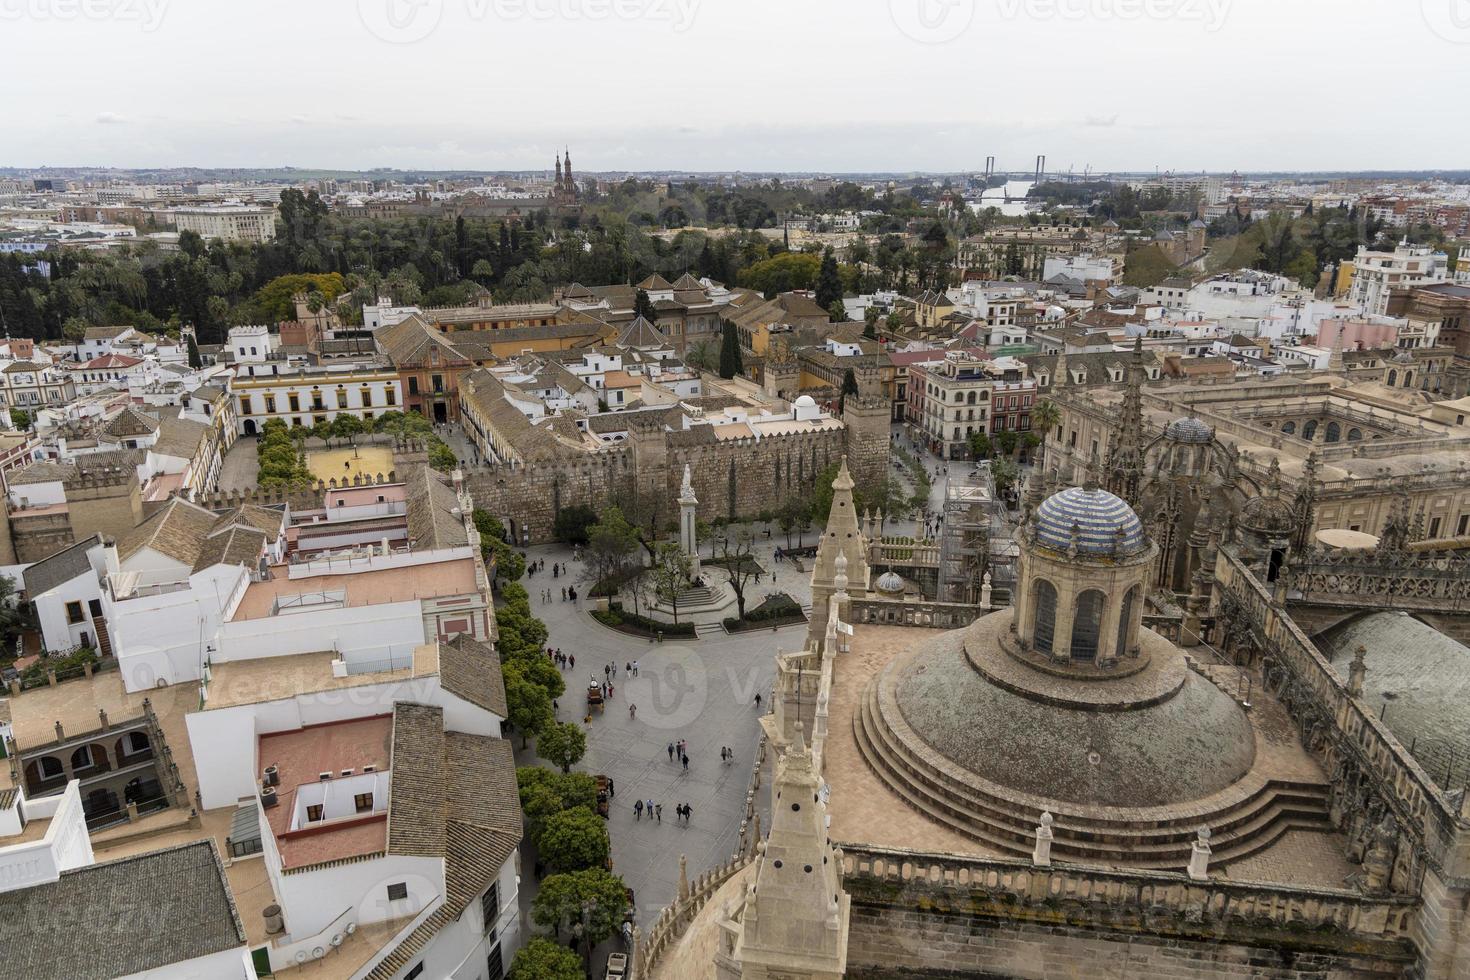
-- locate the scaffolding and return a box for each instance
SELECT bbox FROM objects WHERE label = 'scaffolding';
[937,463,1017,605]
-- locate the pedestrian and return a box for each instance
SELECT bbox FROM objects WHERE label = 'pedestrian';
[560,586,567,601]
[632,659,639,676]
[634,799,643,820]
[655,803,662,822]
[754,692,763,708]
[629,703,637,719]
[553,564,559,578]
[569,654,575,669]
[569,586,577,601]
[684,803,693,822]
[625,661,631,674]
[607,778,614,797]
[646,798,654,819]
[604,663,610,679]
[682,754,689,772]
[608,683,614,699]
[668,742,675,761]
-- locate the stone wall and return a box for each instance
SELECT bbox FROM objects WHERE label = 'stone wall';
[457,411,891,545]
[840,846,1417,980]
[846,905,1407,979]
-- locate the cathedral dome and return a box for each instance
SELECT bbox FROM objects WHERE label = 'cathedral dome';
[875,570,905,595]
[1033,486,1146,557]
[1164,416,1213,444]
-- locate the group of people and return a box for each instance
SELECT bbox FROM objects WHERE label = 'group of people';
[633,799,695,824]
[667,738,692,771]
[547,648,575,670]
[539,585,579,604]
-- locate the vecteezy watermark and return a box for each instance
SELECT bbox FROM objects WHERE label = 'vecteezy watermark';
[1421,0,1470,43]
[358,0,698,44]
[995,0,1230,31]
[0,0,169,31]
[623,644,707,730]
[889,0,975,44]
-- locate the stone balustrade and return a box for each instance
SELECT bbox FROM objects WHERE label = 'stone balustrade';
[850,597,988,630]
[1213,551,1458,860]
[838,843,1418,948]
[1287,555,1470,613]
[631,854,752,978]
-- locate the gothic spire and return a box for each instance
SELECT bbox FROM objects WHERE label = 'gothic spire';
[1107,337,1146,505]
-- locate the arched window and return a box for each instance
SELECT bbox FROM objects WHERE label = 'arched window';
[1325,421,1341,443]
[1281,421,1296,435]
[1032,579,1058,654]
[1347,428,1362,441]
[1387,369,1398,387]
[1303,420,1318,440]
[1405,372,1414,388]
[1071,590,1106,661]
[1115,586,1138,658]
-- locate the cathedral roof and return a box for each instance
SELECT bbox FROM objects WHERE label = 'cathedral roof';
[1164,416,1213,444]
[1033,486,1146,557]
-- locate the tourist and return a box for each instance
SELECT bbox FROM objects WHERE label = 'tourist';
[560,586,567,601]
[632,659,639,677]
[684,803,693,822]
[668,742,675,761]
[654,803,662,822]
[625,661,632,674]
[629,703,637,719]
[569,654,575,669]
[753,693,763,708]
[605,664,611,679]
[682,754,689,772]
[606,778,614,797]
[645,799,654,821]
[569,586,578,601]
[634,799,644,820]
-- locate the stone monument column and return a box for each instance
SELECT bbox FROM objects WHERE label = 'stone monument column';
[679,464,701,577]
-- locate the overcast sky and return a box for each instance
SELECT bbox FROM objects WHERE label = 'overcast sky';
[3,0,1468,173]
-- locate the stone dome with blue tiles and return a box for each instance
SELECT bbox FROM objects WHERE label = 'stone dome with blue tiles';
[1164,416,1213,444]
[1033,486,1146,557]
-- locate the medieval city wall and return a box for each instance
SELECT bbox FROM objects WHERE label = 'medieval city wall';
[455,406,890,544]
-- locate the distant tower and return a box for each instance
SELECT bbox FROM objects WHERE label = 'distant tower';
[554,155,563,190]
[563,148,573,194]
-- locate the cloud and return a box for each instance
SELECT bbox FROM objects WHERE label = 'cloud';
[1083,114,1119,128]
[95,112,128,125]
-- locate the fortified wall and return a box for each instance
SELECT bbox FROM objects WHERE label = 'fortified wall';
[457,398,890,544]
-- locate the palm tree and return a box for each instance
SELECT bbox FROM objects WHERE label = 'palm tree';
[1030,398,1062,466]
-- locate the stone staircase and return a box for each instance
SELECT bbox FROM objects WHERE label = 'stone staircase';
[852,672,1333,870]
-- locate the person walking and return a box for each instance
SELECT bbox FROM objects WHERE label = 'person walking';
[605,664,611,679]
[754,692,762,708]
[645,798,654,820]
[654,803,662,822]
[683,803,693,823]
[629,703,637,719]
[667,742,675,762]
[681,754,689,772]
[569,654,575,669]
[634,799,643,820]
[560,586,567,601]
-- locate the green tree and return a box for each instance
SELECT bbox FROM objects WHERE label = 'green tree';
[538,721,588,773]
[330,413,364,449]
[648,542,693,624]
[840,368,859,412]
[504,663,554,748]
[9,408,31,431]
[718,319,743,380]
[991,456,1020,495]
[967,431,991,459]
[537,806,610,873]
[712,527,759,620]
[686,339,718,373]
[995,430,1019,458]
[584,504,640,595]
[531,867,630,959]
[633,288,658,322]
[509,938,584,980]
[553,504,598,545]
[815,248,843,309]
[185,332,202,369]
[427,440,458,472]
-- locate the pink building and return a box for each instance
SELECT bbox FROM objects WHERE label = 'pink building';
[1315,317,1398,352]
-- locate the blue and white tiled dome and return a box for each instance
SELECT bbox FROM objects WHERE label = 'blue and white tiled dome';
[1164,416,1213,444]
[1033,486,1146,557]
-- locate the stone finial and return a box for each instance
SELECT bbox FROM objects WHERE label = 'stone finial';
[834,552,849,595]
[1188,826,1212,881]
[678,854,689,901]
[1347,645,1368,698]
[981,572,993,611]
[1032,811,1054,867]
[98,708,109,731]
[54,720,64,742]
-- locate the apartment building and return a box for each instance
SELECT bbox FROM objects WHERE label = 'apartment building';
[233,363,402,435]
[1349,241,1449,316]
[169,204,277,243]
[907,352,1031,459]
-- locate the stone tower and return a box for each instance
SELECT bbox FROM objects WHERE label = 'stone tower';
[1105,338,1146,507]
[716,728,850,980]
[808,458,869,646]
[840,394,889,494]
